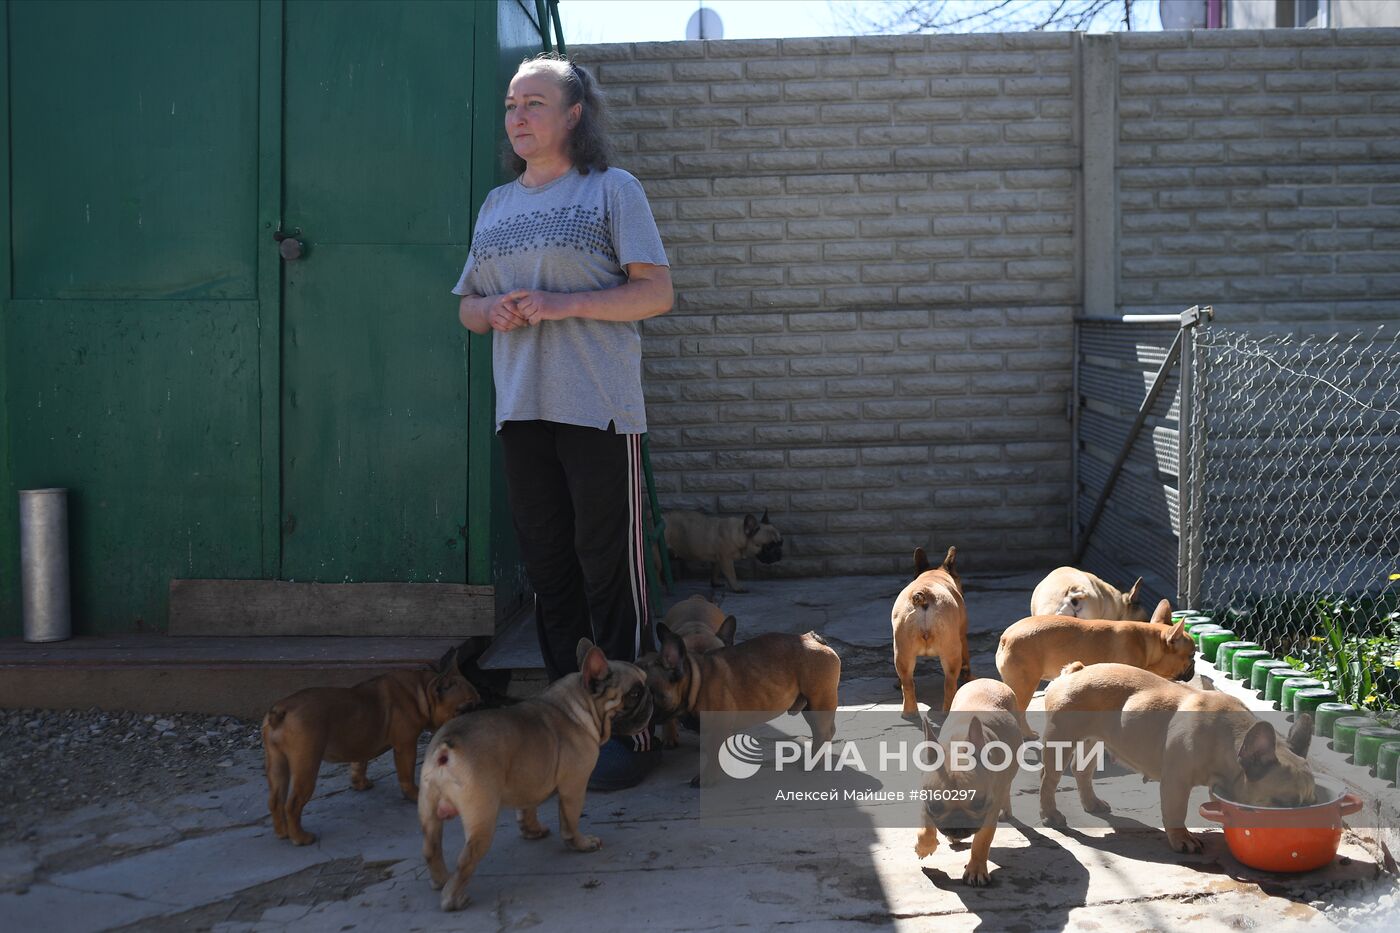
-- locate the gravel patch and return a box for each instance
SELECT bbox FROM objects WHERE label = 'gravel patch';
[0,707,264,839]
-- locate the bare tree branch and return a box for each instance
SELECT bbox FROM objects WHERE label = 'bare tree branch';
[834,0,1142,35]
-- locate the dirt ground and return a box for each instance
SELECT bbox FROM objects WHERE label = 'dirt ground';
[0,708,264,844]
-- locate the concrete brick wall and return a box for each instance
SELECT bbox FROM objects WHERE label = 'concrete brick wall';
[568,28,1400,579]
[1115,29,1400,326]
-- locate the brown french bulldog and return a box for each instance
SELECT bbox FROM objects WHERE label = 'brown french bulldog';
[418,639,653,912]
[914,679,1023,886]
[662,508,783,592]
[261,652,480,846]
[1039,662,1315,853]
[1030,566,1148,621]
[892,546,970,717]
[654,595,738,749]
[995,599,1193,736]
[643,622,840,786]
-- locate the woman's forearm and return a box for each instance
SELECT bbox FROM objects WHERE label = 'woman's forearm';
[458,294,493,334]
[564,270,673,323]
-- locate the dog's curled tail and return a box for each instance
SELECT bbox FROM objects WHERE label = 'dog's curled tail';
[805,631,828,646]
[1058,661,1086,678]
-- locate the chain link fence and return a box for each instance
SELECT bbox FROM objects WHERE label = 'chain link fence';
[1186,325,1400,713]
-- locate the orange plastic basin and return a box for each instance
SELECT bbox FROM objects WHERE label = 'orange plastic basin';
[1200,783,1362,873]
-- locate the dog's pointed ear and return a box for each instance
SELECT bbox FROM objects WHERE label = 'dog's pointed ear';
[435,643,462,674]
[941,546,957,572]
[1126,577,1144,605]
[658,623,686,669]
[717,615,737,648]
[743,513,759,537]
[1150,599,1172,626]
[576,637,597,671]
[1168,619,1187,643]
[1237,719,1280,780]
[913,547,930,573]
[921,713,939,745]
[1287,714,1314,758]
[966,716,989,753]
[580,645,609,693]
[760,508,770,525]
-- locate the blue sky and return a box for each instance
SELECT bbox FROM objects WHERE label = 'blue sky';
[557,1,1164,45]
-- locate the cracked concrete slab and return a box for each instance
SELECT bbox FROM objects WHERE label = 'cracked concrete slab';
[0,882,179,933]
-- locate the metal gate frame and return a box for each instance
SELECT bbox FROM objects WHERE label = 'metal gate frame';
[1071,306,1212,609]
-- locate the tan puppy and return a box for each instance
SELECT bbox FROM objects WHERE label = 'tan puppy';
[995,599,1193,734]
[892,546,970,717]
[1030,566,1147,621]
[662,508,783,592]
[261,653,480,845]
[643,622,840,786]
[1039,661,1315,853]
[655,595,738,748]
[662,594,738,654]
[914,679,1023,886]
[418,640,653,911]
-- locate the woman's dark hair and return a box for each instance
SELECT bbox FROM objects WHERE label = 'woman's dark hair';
[504,52,613,176]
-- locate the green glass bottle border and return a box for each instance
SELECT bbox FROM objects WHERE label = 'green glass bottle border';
[1187,607,1398,784]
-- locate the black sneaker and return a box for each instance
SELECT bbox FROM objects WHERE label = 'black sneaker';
[587,730,661,793]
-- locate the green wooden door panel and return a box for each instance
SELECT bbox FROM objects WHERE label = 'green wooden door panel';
[4,301,263,632]
[9,0,258,300]
[1,1,264,635]
[280,246,469,582]
[279,0,475,584]
[283,0,477,245]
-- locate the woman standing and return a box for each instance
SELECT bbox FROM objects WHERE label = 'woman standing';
[453,54,673,791]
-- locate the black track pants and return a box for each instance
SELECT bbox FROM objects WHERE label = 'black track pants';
[498,420,652,681]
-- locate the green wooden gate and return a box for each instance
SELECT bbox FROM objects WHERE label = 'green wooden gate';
[0,0,556,635]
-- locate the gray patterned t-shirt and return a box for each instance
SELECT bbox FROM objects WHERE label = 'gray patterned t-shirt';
[452,167,670,434]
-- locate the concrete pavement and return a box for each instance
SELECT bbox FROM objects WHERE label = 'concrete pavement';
[1,574,1394,931]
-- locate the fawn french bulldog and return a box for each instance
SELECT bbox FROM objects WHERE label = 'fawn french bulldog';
[1030,566,1148,621]
[914,678,1023,886]
[643,622,840,786]
[995,599,1193,736]
[662,508,783,592]
[655,595,737,748]
[892,546,970,717]
[261,652,480,845]
[418,640,653,911]
[1039,661,1315,853]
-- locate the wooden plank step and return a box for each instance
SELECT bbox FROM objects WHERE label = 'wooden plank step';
[168,580,495,637]
[0,635,464,719]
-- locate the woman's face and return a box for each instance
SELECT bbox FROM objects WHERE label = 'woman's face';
[505,69,579,164]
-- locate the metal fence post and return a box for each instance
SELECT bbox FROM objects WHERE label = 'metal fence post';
[1176,305,1212,609]
[1069,319,1080,557]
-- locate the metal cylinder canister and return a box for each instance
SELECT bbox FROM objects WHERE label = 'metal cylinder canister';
[20,488,72,642]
